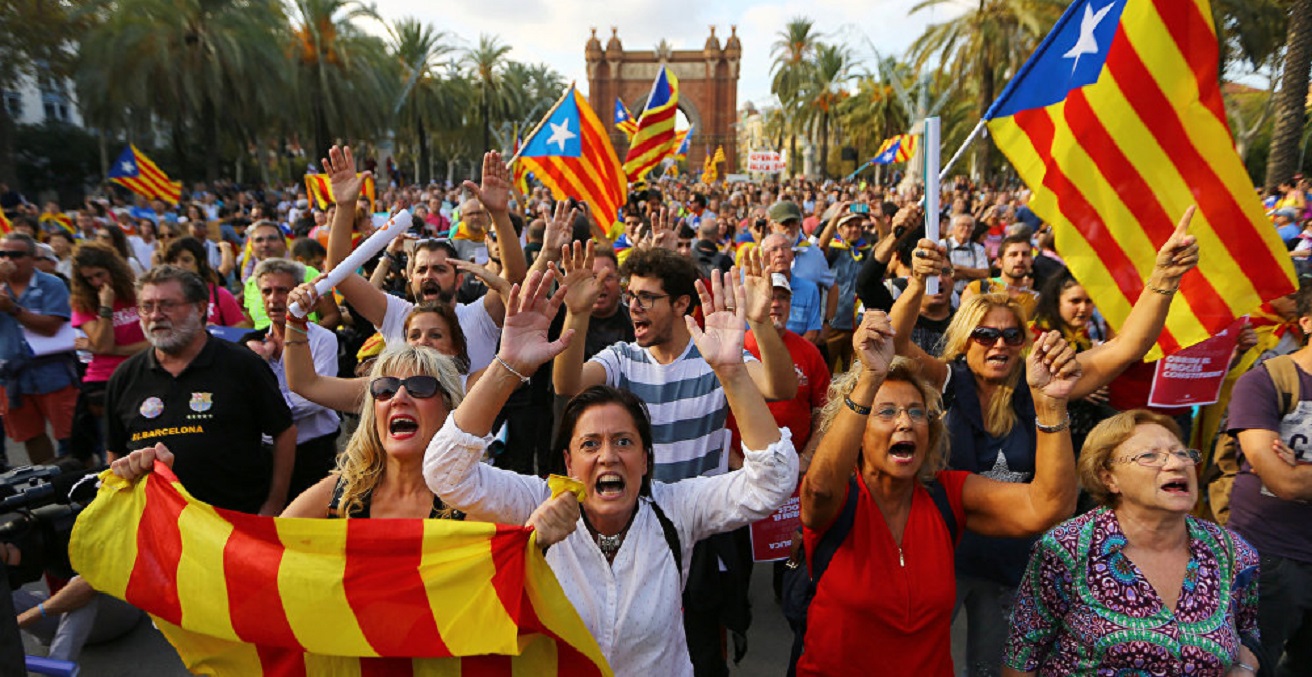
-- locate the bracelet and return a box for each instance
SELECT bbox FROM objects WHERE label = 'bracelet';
[285,322,308,336]
[98,305,113,318]
[284,339,309,346]
[1035,414,1071,433]
[495,354,530,384]
[37,603,46,618]
[1147,282,1178,295]
[844,396,872,416]
[1233,661,1257,675]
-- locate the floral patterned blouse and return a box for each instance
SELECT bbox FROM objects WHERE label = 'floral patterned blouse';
[1005,507,1260,675]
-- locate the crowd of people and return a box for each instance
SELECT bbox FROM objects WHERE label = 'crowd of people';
[0,153,1308,676]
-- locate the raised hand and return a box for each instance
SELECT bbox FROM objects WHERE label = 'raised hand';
[541,202,576,260]
[97,282,115,308]
[451,259,511,298]
[559,240,600,315]
[740,247,772,326]
[853,310,896,378]
[909,238,948,283]
[463,151,511,215]
[497,269,573,375]
[1027,330,1081,401]
[688,268,747,370]
[649,208,678,251]
[287,280,320,321]
[322,145,371,205]
[1153,205,1199,282]
[525,492,581,548]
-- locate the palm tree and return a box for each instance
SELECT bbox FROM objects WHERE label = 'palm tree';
[771,17,819,176]
[910,0,1065,181]
[1264,0,1312,189]
[803,43,854,179]
[390,17,453,184]
[464,34,512,156]
[289,0,391,160]
[75,0,290,181]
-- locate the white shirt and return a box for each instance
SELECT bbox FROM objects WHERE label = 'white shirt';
[268,322,340,443]
[423,417,797,677]
[378,293,499,374]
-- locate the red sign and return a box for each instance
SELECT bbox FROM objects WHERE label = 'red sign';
[1148,318,1245,408]
[750,489,800,562]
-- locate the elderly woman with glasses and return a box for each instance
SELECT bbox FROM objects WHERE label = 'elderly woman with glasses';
[889,207,1201,675]
[1003,410,1261,677]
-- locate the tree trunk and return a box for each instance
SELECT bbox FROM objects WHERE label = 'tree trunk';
[820,112,831,180]
[1264,0,1312,190]
[171,121,191,186]
[417,114,429,185]
[202,96,220,183]
[0,103,15,186]
[976,62,995,185]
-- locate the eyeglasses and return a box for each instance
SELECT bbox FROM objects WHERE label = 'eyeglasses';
[969,326,1026,347]
[0,251,29,259]
[1115,449,1202,467]
[250,235,281,244]
[621,290,669,310]
[873,405,932,423]
[369,375,442,401]
[137,300,192,316]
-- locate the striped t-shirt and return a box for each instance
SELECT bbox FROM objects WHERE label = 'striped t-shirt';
[590,338,755,482]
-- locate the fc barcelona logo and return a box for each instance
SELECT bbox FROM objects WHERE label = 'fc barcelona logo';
[189,392,213,413]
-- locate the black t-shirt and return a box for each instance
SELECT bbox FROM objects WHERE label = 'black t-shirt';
[105,336,294,513]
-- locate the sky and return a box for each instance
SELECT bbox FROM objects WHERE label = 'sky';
[372,0,970,109]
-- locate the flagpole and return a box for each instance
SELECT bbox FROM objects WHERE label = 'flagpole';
[845,159,873,182]
[924,116,941,296]
[506,83,574,166]
[937,120,986,182]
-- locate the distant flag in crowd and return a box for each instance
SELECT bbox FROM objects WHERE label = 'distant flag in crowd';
[673,125,694,160]
[713,145,726,166]
[69,464,613,677]
[107,145,182,206]
[983,0,1295,358]
[614,97,638,139]
[512,129,531,195]
[39,212,75,235]
[870,134,917,165]
[702,146,719,184]
[304,173,376,213]
[0,211,10,235]
[518,84,627,232]
[622,66,680,183]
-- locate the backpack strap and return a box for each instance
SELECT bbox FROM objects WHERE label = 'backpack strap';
[927,479,959,544]
[648,499,682,580]
[1264,354,1301,416]
[810,476,862,583]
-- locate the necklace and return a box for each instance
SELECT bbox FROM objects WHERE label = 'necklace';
[596,533,623,559]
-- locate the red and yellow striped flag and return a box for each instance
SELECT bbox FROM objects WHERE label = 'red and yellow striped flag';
[0,211,11,236]
[984,0,1296,358]
[107,145,182,205]
[70,464,612,677]
[39,212,74,235]
[305,173,376,213]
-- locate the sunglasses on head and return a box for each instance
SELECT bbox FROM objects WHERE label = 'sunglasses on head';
[369,375,442,401]
[969,326,1025,347]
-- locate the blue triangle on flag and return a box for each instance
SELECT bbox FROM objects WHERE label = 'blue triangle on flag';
[523,93,582,158]
[107,146,141,179]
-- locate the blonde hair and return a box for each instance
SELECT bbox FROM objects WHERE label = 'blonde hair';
[939,293,1032,438]
[816,356,949,484]
[335,344,464,518]
[1078,409,1182,507]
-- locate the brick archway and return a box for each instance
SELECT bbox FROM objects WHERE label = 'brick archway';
[585,26,740,178]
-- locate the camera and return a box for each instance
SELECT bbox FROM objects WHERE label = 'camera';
[0,463,99,588]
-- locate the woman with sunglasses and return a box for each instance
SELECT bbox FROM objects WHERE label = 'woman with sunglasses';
[424,268,797,675]
[795,313,1080,675]
[282,281,471,413]
[889,207,1200,675]
[1003,410,1261,676]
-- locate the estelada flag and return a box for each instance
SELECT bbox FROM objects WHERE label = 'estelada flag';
[870,134,917,165]
[305,173,376,213]
[107,145,182,206]
[622,66,679,183]
[983,0,1295,358]
[519,84,627,232]
[70,464,612,677]
[39,212,75,235]
[614,97,638,139]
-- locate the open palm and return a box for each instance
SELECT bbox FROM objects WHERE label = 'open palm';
[688,270,746,369]
[323,145,368,204]
[499,270,572,373]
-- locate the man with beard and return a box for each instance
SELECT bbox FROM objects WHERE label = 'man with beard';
[960,233,1037,317]
[241,258,340,501]
[322,146,526,375]
[241,221,340,330]
[104,266,296,515]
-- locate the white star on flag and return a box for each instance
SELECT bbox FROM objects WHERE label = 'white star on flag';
[1063,1,1116,73]
[547,119,576,151]
[120,161,134,173]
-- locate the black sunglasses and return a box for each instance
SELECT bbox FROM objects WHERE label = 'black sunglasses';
[369,375,442,401]
[969,326,1025,347]
[0,251,29,259]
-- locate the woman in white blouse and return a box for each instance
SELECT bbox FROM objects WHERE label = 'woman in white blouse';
[424,267,798,675]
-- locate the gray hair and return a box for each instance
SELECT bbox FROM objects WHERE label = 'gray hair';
[252,257,305,284]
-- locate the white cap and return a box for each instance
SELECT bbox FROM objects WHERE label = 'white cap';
[770,272,792,294]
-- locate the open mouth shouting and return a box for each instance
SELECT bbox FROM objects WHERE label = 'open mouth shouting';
[888,441,917,464]
[595,472,626,498]
[418,280,445,303]
[388,414,420,440]
[1159,477,1191,496]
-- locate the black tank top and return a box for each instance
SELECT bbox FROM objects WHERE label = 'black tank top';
[326,476,464,520]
